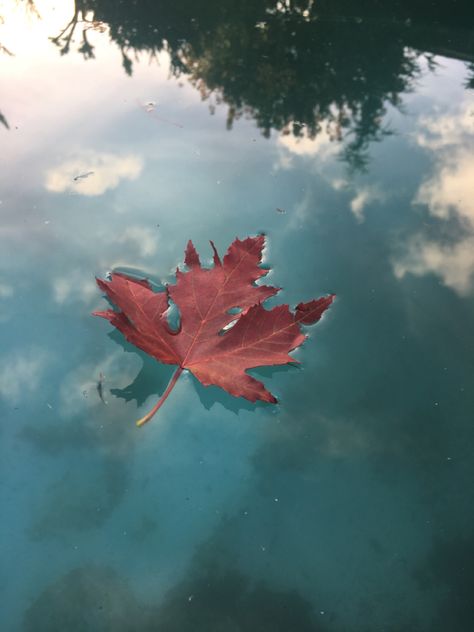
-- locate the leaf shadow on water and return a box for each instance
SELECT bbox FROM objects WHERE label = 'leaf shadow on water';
[109,329,296,415]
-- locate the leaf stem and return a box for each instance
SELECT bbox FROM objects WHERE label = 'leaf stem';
[136,366,184,427]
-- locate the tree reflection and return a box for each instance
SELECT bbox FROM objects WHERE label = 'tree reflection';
[1,16,11,130]
[49,1,106,60]
[1,1,42,130]
[51,0,474,169]
[0,111,9,130]
[466,63,474,90]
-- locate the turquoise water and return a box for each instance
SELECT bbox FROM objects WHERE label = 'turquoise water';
[1,1,474,630]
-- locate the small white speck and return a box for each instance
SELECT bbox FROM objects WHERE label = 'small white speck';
[44,220,50,225]
[320,611,325,615]
[274,498,279,502]
[446,457,452,461]
[46,403,52,409]
[188,594,194,602]
[260,545,266,552]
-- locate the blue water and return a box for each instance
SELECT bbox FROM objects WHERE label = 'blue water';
[1,1,474,630]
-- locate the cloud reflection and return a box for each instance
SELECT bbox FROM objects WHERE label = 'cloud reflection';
[395,98,474,295]
[0,346,50,405]
[45,151,143,196]
[57,349,141,419]
[350,186,384,223]
[276,125,337,169]
[0,282,13,298]
[52,272,97,305]
[115,226,159,258]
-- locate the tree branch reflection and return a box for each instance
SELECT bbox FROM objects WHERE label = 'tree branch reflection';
[50,0,474,169]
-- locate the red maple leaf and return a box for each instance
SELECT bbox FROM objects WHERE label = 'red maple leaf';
[94,236,334,426]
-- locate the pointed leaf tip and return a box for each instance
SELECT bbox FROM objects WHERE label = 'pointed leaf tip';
[295,294,335,325]
[210,240,222,266]
[184,240,201,268]
[92,309,114,320]
[93,235,335,425]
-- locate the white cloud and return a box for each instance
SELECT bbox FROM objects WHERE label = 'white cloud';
[394,237,474,295]
[414,150,474,222]
[350,187,384,223]
[115,226,159,257]
[278,127,336,159]
[51,273,97,305]
[275,124,338,171]
[0,283,13,298]
[48,228,159,304]
[0,346,50,405]
[330,178,348,191]
[45,151,143,196]
[394,96,474,295]
[415,103,474,151]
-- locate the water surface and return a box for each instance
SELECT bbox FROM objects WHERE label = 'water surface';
[1,1,474,630]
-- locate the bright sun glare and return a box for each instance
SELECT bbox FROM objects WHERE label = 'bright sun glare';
[0,0,76,56]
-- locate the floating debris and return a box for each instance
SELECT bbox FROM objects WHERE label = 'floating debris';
[137,99,184,129]
[276,207,286,214]
[73,171,95,182]
[97,372,107,404]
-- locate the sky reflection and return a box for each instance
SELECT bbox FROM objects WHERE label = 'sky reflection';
[2,2,474,631]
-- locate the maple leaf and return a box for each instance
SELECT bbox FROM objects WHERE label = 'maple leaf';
[93,236,334,426]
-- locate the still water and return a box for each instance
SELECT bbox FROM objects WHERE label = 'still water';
[1,1,474,630]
